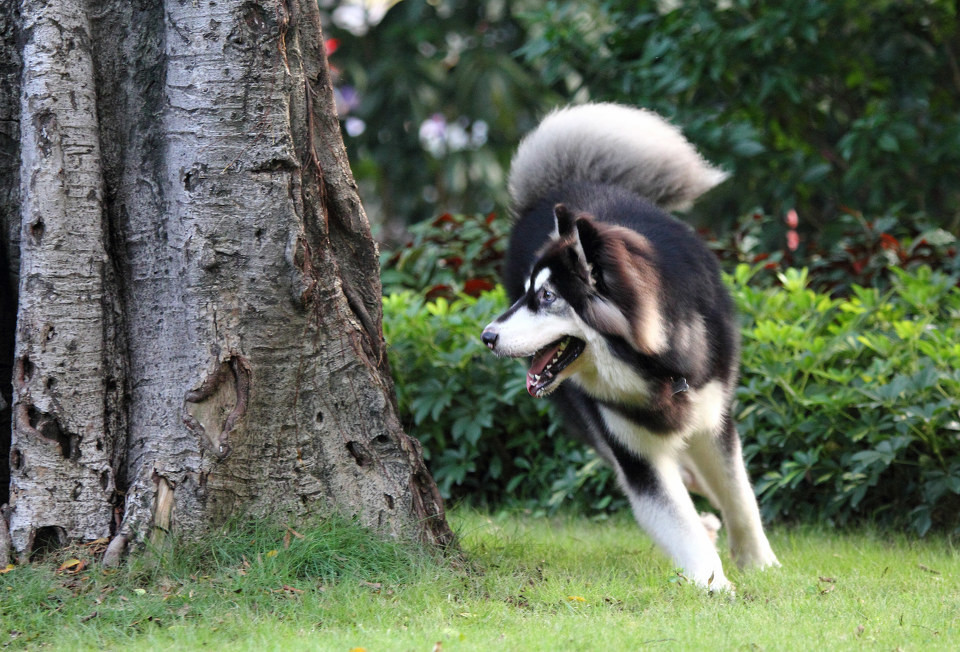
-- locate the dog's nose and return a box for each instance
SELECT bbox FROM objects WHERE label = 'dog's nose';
[481,328,499,350]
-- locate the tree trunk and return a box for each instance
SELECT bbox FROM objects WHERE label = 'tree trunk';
[0,0,453,565]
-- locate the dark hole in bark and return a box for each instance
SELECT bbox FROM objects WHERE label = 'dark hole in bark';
[45,376,56,390]
[100,470,110,491]
[10,448,22,470]
[315,411,324,423]
[373,434,390,446]
[96,438,103,451]
[345,441,367,466]
[384,493,395,510]
[30,525,66,560]
[30,218,44,243]
[19,355,33,382]
[27,406,73,459]
[72,482,82,500]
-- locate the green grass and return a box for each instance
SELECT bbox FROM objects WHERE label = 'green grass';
[2,509,959,650]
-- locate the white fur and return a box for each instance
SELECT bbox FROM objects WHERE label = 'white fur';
[509,103,728,214]
[532,268,551,293]
[609,447,731,591]
[485,305,571,361]
[570,328,652,404]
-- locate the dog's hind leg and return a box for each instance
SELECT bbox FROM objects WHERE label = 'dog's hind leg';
[684,417,779,570]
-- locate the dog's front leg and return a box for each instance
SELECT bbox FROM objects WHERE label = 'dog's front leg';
[604,434,731,591]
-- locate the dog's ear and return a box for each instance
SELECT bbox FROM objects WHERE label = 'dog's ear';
[552,204,577,239]
[573,216,602,266]
[553,205,593,283]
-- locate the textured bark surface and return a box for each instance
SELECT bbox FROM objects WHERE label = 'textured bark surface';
[0,0,453,563]
[0,4,20,521]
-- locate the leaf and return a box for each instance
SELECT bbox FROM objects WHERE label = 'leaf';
[0,564,14,574]
[58,558,86,574]
[265,549,279,558]
[287,527,304,539]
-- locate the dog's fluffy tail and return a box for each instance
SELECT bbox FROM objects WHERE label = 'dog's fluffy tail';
[508,103,727,214]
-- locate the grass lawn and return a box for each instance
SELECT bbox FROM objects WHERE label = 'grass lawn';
[2,509,958,650]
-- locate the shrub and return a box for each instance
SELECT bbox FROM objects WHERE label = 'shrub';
[384,267,960,534]
[380,212,508,301]
[710,208,960,295]
[734,264,960,534]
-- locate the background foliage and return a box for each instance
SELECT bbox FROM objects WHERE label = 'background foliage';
[329,0,960,244]
[327,0,553,238]
[517,0,960,236]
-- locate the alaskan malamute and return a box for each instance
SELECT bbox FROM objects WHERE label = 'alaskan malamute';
[481,104,778,591]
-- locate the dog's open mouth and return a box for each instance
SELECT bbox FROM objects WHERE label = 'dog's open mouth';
[527,336,586,397]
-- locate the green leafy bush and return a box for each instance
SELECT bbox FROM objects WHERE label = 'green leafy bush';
[380,212,508,301]
[734,264,960,534]
[711,208,959,294]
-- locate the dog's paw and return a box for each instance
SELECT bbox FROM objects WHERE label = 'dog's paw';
[681,564,733,593]
[701,569,733,594]
[733,541,780,570]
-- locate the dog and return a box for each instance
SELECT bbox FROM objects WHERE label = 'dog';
[481,103,779,591]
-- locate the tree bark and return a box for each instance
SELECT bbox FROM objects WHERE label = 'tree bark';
[0,0,453,564]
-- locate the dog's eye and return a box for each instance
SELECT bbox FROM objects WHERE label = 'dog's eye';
[539,288,556,305]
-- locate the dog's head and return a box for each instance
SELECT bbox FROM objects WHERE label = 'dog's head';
[482,205,667,397]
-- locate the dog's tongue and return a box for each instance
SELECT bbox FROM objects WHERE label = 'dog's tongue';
[526,342,562,397]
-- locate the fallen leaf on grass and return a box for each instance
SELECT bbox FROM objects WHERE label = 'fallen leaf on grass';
[58,559,87,574]
[271,585,304,595]
[0,564,15,574]
[819,576,835,583]
[283,527,305,549]
[359,580,382,592]
[265,549,279,558]
[918,563,940,575]
[566,595,586,602]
